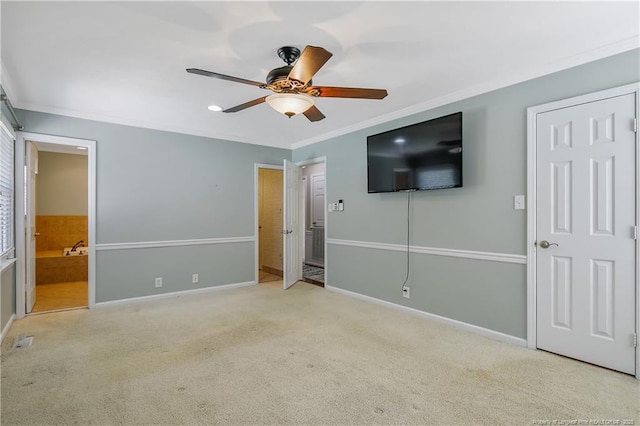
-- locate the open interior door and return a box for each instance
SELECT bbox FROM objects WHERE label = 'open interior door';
[283,159,302,289]
[25,141,38,313]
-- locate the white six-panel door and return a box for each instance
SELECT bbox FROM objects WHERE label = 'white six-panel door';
[536,93,636,375]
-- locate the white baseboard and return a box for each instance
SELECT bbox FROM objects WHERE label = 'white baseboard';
[325,285,527,347]
[1,314,16,344]
[95,281,257,308]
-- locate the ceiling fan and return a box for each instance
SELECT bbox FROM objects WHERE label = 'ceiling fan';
[187,45,388,122]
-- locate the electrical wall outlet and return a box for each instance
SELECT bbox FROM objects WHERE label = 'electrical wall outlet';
[402,286,410,299]
[192,273,199,284]
[155,277,163,288]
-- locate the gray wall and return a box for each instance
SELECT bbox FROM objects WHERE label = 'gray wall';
[17,111,290,302]
[1,263,16,333]
[10,50,638,336]
[36,151,88,215]
[293,49,640,339]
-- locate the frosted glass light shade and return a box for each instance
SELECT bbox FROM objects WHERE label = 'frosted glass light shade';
[265,93,314,117]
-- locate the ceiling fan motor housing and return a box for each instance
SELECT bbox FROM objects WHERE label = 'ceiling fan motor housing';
[266,66,293,85]
[266,46,313,90]
[266,66,311,90]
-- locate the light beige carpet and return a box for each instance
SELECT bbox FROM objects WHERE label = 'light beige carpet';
[1,282,638,425]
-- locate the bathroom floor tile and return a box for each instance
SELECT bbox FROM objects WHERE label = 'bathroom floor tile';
[31,281,88,313]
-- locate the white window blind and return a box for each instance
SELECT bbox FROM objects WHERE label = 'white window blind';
[0,121,15,258]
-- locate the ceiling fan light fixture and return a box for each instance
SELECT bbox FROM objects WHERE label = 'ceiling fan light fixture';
[188,45,387,122]
[266,93,314,118]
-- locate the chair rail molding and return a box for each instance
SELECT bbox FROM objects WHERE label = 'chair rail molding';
[327,238,526,264]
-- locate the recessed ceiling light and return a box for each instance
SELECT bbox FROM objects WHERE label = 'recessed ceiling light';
[208,104,222,112]
[394,137,406,144]
[76,146,87,150]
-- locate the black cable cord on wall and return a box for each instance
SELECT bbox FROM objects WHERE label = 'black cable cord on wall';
[401,190,413,290]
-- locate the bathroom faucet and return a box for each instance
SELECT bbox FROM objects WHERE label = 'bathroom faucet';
[70,240,85,251]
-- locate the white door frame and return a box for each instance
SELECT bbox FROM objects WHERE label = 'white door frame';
[526,83,640,378]
[296,157,328,286]
[254,163,284,284]
[25,141,38,313]
[15,132,97,318]
[254,157,328,287]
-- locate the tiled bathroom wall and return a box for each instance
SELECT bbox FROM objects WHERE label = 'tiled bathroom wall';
[36,215,88,252]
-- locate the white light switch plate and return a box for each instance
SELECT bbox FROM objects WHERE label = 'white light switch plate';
[514,195,525,210]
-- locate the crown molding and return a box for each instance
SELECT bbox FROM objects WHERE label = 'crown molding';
[11,100,285,149]
[6,38,639,152]
[291,38,640,150]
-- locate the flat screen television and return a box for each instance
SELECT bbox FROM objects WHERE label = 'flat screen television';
[367,112,462,193]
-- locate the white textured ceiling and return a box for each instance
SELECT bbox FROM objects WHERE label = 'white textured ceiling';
[1,1,638,149]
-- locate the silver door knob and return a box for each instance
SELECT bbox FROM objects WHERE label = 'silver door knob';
[539,240,558,249]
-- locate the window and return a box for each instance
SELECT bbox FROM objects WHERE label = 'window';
[0,120,15,258]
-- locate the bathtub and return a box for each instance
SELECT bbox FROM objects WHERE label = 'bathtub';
[35,250,88,285]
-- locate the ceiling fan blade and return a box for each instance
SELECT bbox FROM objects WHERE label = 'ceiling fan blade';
[307,86,388,99]
[223,96,267,113]
[186,68,264,87]
[287,46,333,85]
[303,105,326,122]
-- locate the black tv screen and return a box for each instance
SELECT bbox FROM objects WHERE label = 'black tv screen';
[367,112,462,193]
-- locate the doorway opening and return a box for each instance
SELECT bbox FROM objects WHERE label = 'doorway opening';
[301,162,325,286]
[30,142,89,313]
[15,132,96,319]
[258,157,328,290]
[256,165,284,286]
